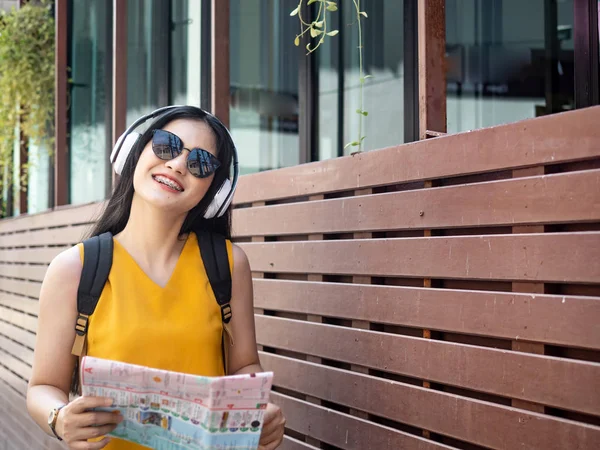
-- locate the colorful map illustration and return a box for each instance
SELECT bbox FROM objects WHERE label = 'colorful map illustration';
[80,356,273,449]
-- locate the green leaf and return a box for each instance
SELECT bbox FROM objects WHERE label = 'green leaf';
[360,11,368,18]
[310,27,322,37]
[307,0,319,4]
[294,35,300,46]
[361,111,368,116]
[290,6,299,16]
[364,74,373,79]
[314,20,324,28]
[327,4,338,11]
[326,30,339,36]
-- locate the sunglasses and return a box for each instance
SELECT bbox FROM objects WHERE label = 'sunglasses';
[151,129,221,178]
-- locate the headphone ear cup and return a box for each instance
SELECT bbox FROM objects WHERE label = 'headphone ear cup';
[204,178,233,219]
[112,132,141,175]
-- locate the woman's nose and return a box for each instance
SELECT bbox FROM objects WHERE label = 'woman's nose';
[165,150,188,174]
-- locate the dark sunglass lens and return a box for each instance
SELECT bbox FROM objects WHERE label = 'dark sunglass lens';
[152,130,181,160]
[188,149,221,178]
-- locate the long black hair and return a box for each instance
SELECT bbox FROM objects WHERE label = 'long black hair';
[88,106,234,239]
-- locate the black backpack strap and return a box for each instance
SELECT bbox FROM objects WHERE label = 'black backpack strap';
[198,231,232,324]
[71,232,114,357]
[198,230,233,374]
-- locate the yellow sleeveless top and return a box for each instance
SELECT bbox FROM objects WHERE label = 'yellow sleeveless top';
[77,232,232,450]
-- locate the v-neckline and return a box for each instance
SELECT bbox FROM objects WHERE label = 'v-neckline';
[113,234,192,290]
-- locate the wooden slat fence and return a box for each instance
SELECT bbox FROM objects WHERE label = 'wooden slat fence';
[0,107,599,449]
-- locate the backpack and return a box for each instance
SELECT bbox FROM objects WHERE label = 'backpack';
[69,230,233,393]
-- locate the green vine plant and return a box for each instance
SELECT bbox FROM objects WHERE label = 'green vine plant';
[291,0,371,153]
[0,0,55,216]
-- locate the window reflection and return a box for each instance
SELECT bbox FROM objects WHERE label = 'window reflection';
[446,0,575,133]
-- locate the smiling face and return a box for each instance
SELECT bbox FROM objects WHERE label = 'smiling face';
[132,118,218,215]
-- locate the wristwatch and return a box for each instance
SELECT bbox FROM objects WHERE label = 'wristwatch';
[48,404,66,440]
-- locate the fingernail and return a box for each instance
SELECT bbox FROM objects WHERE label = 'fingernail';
[105,398,114,406]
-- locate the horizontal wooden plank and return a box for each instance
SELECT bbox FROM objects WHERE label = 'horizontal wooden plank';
[0,278,41,298]
[241,233,600,283]
[0,201,103,234]
[0,363,28,396]
[0,335,33,365]
[0,350,31,381]
[0,320,36,349]
[260,353,600,450]
[0,246,68,264]
[0,381,64,449]
[0,293,40,316]
[0,224,90,248]
[271,391,454,450]
[258,316,600,415]
[253,280,600,350]
[234,106,600,204]
[0,263,48,282]
[0,306,37,333]
[280,435,320,450]
[233,169,600,237]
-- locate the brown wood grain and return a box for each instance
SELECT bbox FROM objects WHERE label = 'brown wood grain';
[257,316,600,415]
[260,353,600,450]
[0,381,64,449]
[233,106,600,204]
[252,280,600,349]
[0,321,36,349]
[0,351,31,381]
[280,435,320,450]
[0,247,68,265]
[0,263,48,282]
[0,293,39,316]
[233,169,600,237]
[0,364,28,396]
[0,335,33,365]
[0,224,90,248]
[0,202,101,234]
[241,233,600,283]
[271,391,454,450]
[0,306,37,334]
[0,278,42,298]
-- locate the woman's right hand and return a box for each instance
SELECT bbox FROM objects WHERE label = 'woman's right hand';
[56,396,123,449]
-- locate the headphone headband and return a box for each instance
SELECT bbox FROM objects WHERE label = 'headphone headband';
[110,105,239,219]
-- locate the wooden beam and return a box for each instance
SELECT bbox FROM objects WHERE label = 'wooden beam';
[211,0,230,127]
[573,0,600,108]
[54,0,68,206]
[418,0,447,139]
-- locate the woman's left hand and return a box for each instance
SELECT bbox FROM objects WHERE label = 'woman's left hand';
[259,402,285,449]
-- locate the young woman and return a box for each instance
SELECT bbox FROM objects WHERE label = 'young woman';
[26,106,285,449]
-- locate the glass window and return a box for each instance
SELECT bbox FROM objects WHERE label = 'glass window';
[69,0,113,205]
[230,0,300,175]
[446,0,575,133]
[27,140,51,214]
[127,0,204,123]
[318,0,405,160]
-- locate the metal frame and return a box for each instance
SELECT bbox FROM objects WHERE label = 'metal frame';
[574,0,600,108]
[404,0,420,143]
[200,0,212,111]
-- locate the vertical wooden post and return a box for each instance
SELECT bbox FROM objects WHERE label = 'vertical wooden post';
[211,0,230,126]
[511,166,546,413]
[418,0,447,139]
[417,0,447,439]
[306,194,325,447]
[54,0,68,207]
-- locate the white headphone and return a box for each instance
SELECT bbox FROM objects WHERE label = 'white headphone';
[109,105,239,219]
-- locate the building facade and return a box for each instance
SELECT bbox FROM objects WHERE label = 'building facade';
[4,0,599,217]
